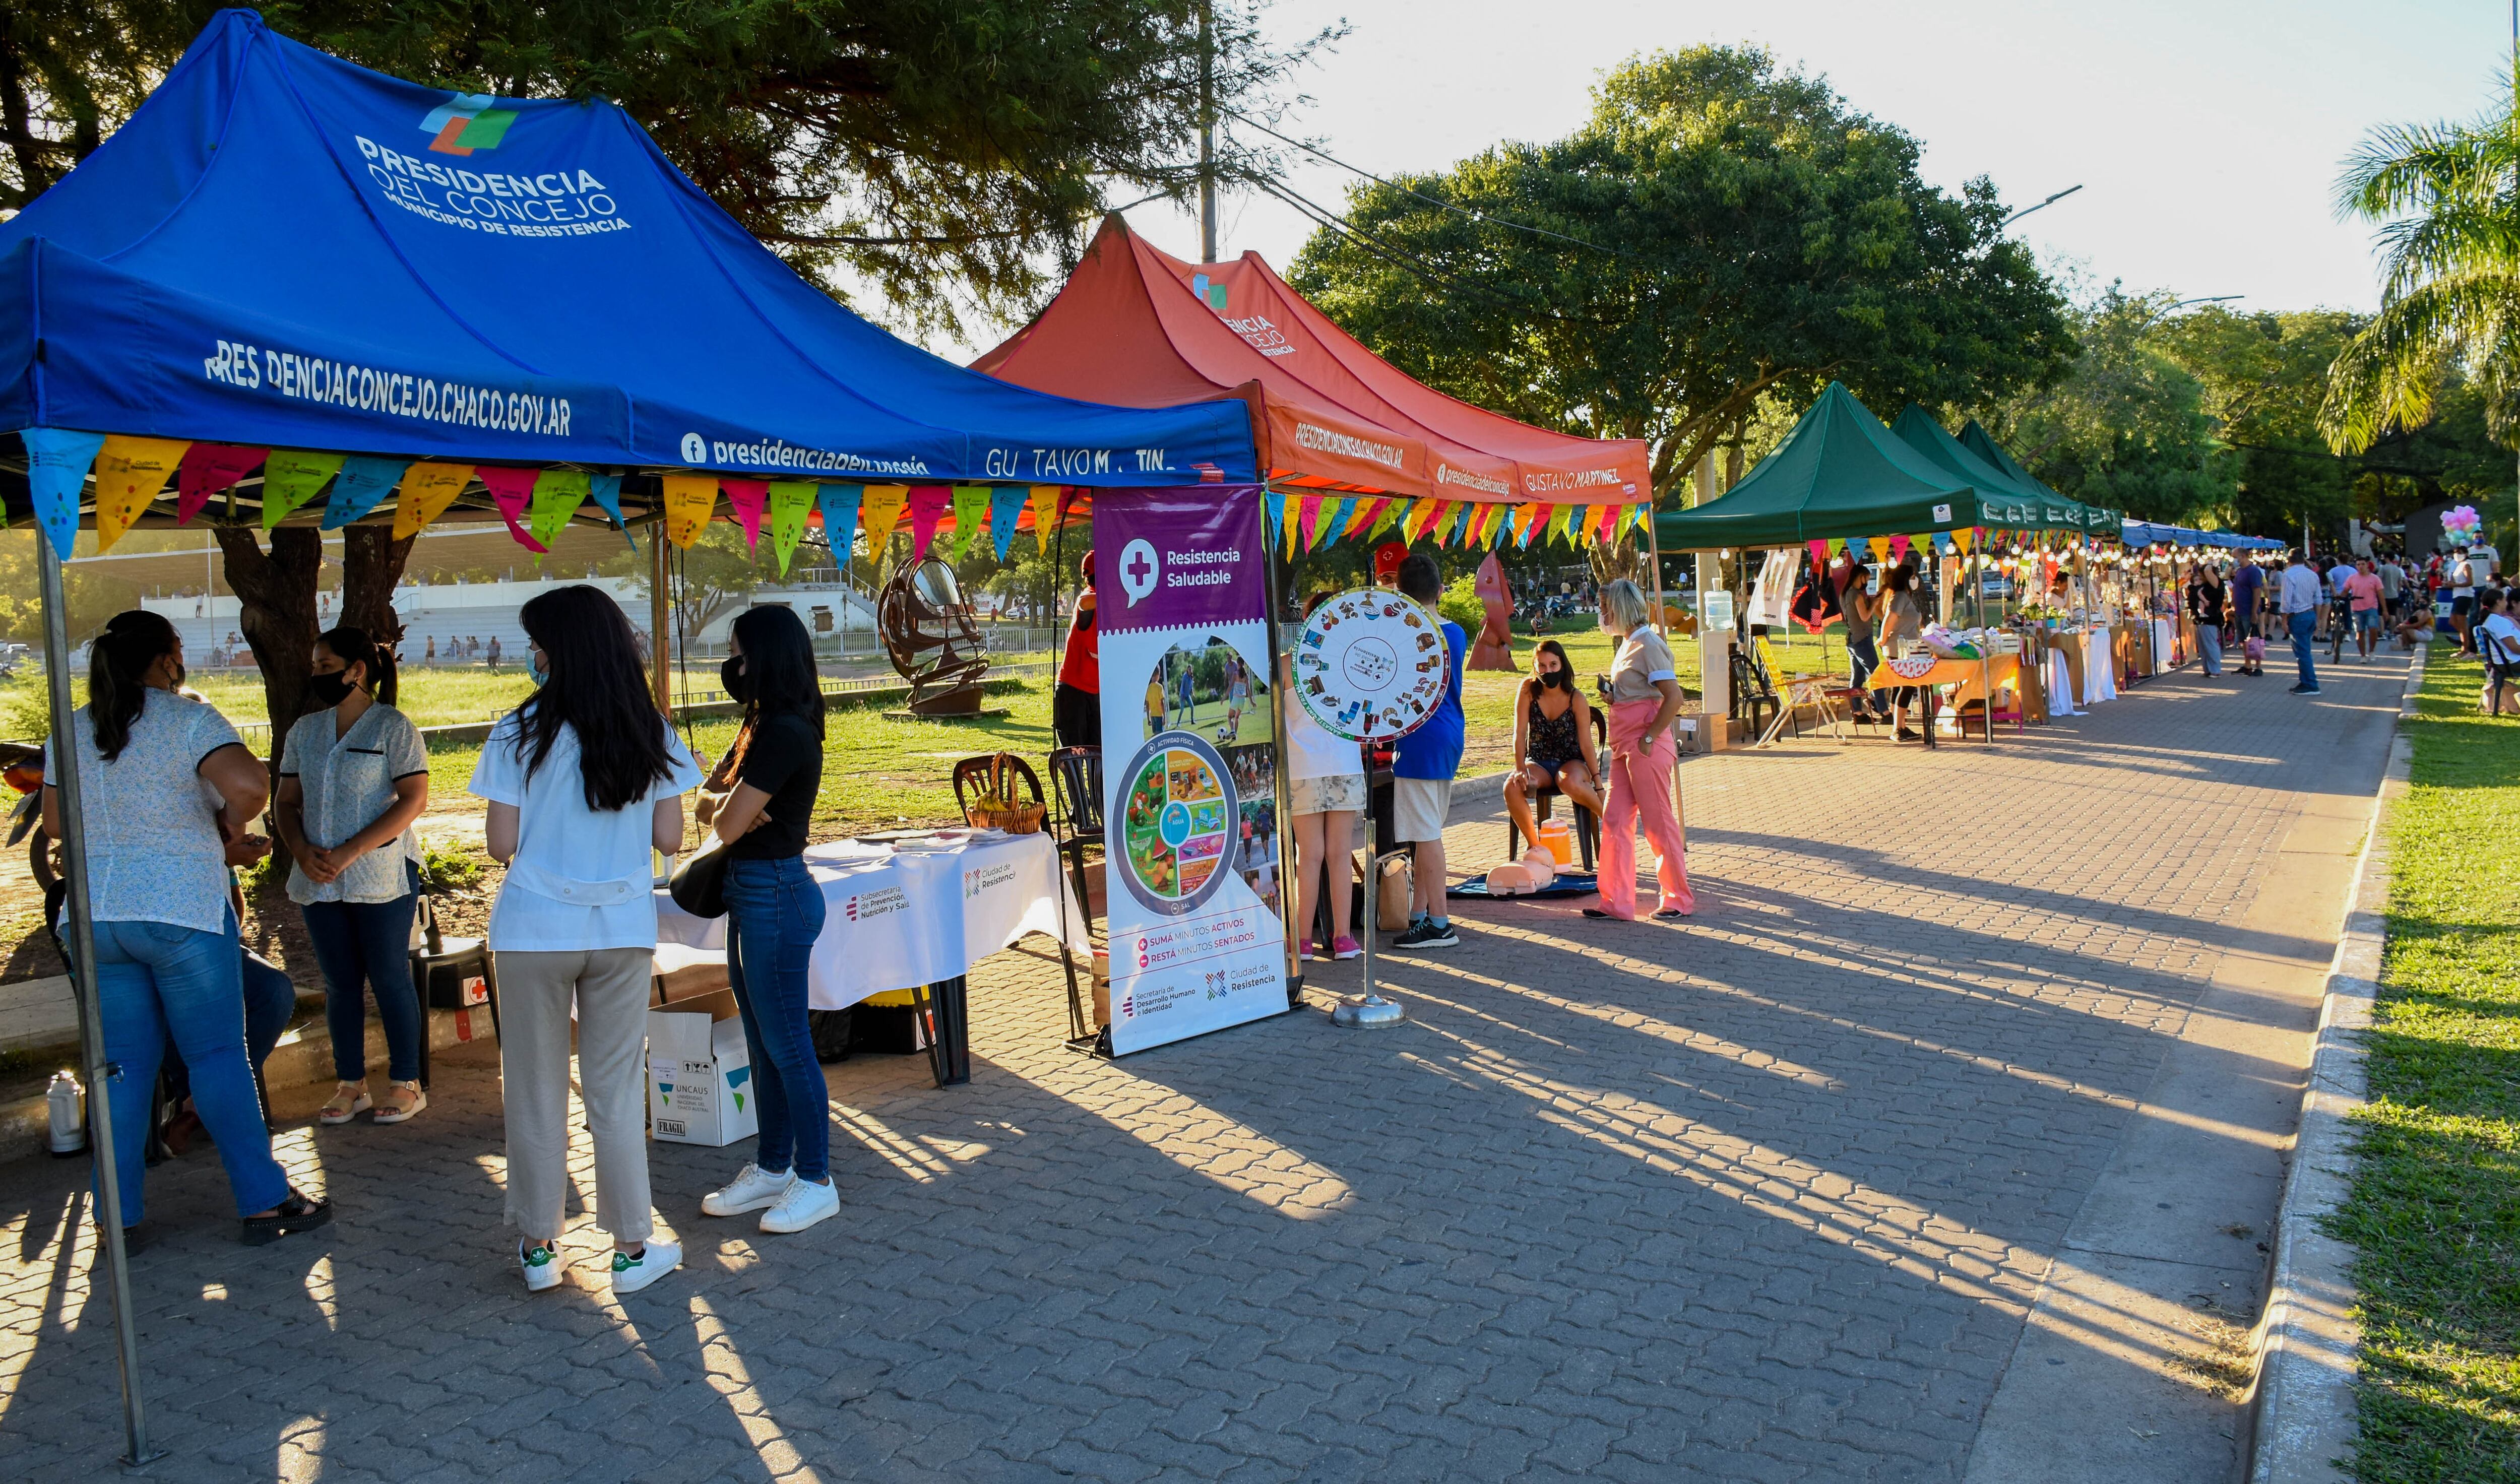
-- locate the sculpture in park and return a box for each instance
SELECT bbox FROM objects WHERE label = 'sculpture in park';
[878,557,991,715]
[1469,552,1518,670]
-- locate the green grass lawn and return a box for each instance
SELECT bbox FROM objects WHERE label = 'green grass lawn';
[2332,651,2520,1481]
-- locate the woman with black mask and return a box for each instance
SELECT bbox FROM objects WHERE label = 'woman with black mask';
[696,605,836,1235]
[1504,639,1602,849]
[276,625,431,1126]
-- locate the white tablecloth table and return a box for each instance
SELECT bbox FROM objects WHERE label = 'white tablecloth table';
[654,829,1089,1083]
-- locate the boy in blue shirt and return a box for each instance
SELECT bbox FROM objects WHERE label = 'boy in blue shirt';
[1392,553,1465,950]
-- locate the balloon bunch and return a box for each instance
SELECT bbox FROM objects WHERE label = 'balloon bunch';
[2442,504,2484,545]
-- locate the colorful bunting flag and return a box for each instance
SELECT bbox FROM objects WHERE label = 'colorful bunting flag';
[588,473,633,548]
[1313,497,1352,552]
[1847,536,1871,562]
[1296,494,1322,552]
[474,465,547,552]
[23,429,106,560]
[394,463,473,540]
[528,469,591,551]
[1027,485,1060,543]
[766,481,814,575]
[1826,536,1846,559]
[1954,528,1977,555]
[175,444,266,526]
[948,485,990,563]
[861,484,910,554]
[262,451,346,530]
[92,435,191,553]
[1544,505,1573,546]
[1806,540,1829,571]
[660,474,717,549]
[988,486,1027,560]
[723,479,768,551]
[1888,534,1911,563]
[816,484,863,561]
[905,485,950,561]
[321,455,409,531]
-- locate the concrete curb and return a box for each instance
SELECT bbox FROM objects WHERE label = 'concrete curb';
[2246,642,2424,1481]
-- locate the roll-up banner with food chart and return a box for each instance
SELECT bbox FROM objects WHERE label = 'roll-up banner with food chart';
[1094,486,1291,1055]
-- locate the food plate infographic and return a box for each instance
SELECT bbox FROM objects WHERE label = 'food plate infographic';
[1115,732,1239,917]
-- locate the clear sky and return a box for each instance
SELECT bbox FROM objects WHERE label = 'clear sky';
[1112,0,2506,327]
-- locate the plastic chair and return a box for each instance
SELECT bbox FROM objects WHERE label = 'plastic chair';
[1044,747,1105,924]
[1504,707,1605,871]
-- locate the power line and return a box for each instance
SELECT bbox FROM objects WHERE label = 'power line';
[1221,106,1616,255]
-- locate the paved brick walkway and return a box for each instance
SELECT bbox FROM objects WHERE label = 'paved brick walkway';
[0,654,2405,1481]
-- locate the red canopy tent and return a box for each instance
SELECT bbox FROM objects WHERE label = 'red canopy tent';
[975,216,1649,513]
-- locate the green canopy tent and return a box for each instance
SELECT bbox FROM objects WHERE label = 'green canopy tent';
[1892,404,2114,532]
[1961,419,2072,504]
[1653,383,2114,552]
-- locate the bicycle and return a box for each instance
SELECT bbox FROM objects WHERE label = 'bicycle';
[2328,598,2349,665]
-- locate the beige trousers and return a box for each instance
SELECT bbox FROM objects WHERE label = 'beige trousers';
[494,947,654,1243]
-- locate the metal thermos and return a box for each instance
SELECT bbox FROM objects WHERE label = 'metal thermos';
[46,1070,85,1156]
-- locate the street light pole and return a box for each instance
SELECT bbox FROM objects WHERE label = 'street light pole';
[1198,2,1218,262]
[2001,184,2085,229]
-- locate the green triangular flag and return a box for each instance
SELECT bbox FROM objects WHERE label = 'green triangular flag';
[947,485,990,563]
[767,481,815,576]
[527,469,590,551]
[261,451,345,529]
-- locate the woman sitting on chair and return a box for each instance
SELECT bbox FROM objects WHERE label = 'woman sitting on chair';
[1504,639,1602,849]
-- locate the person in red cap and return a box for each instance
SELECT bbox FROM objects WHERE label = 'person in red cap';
[1053,549,1101,748]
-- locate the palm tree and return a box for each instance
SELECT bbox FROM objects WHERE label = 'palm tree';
[2321,67,2520,528]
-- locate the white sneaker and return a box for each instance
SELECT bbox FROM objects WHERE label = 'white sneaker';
[701,1163,796,1217]
[759,1177,839,1235]
[608,1239,680,1295]
[519,1240,562,1293]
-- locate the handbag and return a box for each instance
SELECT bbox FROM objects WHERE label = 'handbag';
[667,832,734,919]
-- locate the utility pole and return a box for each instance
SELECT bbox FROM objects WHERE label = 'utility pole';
[1199,1,1218,262]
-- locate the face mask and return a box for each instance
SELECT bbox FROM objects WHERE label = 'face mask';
[529,656,549,688]
[307,671,356,706]
[1538,667,1567,689]
[720,656,752,703]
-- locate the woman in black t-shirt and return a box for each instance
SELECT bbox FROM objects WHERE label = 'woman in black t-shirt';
[695,606,838,1236]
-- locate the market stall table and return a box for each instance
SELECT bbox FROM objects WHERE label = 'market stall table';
[1866,652,2024,745]
[655,829,1091,1087]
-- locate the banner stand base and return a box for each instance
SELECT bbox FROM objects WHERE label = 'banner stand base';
[1066,1028,1113,1059]
[1331,995,1406,1029]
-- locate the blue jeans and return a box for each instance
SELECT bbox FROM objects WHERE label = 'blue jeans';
[2288,610,2318,689]
[2196,625,2222,675]
[161,948,295,1110]
[299,862,424,1083]
[723,855,830,1183]
[1845,633,1891,717]
[92,916,291,1222]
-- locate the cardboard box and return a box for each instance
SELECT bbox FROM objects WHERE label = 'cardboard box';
[647,1007,755,1147]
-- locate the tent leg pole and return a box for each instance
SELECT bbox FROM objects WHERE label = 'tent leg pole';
[1261,486,1303,1003]
[650,525,671,714]
[41,538,162,1469]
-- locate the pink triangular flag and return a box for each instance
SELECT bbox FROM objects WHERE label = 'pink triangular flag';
[722,479,768,550]
[1297,494,1322,550]
[1806,539,1828,571]
[474,466,548,553]
[1888,534,1912,563]
[175,444,266,524]
[906,485,951,560]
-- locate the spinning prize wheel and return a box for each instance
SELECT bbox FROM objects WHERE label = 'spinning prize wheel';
[1291,587,1446,743]
[1113,732,1239,917]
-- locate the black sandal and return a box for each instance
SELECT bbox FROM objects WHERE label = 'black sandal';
[240,1189,333,1247]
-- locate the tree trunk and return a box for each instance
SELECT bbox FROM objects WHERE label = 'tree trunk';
[212,526,323,771]
[338,527,416,705]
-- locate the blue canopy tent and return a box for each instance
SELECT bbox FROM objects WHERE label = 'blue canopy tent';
[0,9,1254,504]
[2122,521,2285,552]
[0,15,1259,1464]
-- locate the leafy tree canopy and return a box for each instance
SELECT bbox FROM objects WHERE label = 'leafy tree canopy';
[1980,287,2505,540]
[1286,47,2075,503]
[4,0,1323,336]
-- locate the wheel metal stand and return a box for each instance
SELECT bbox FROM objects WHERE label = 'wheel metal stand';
[1331,783,1406,1030]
